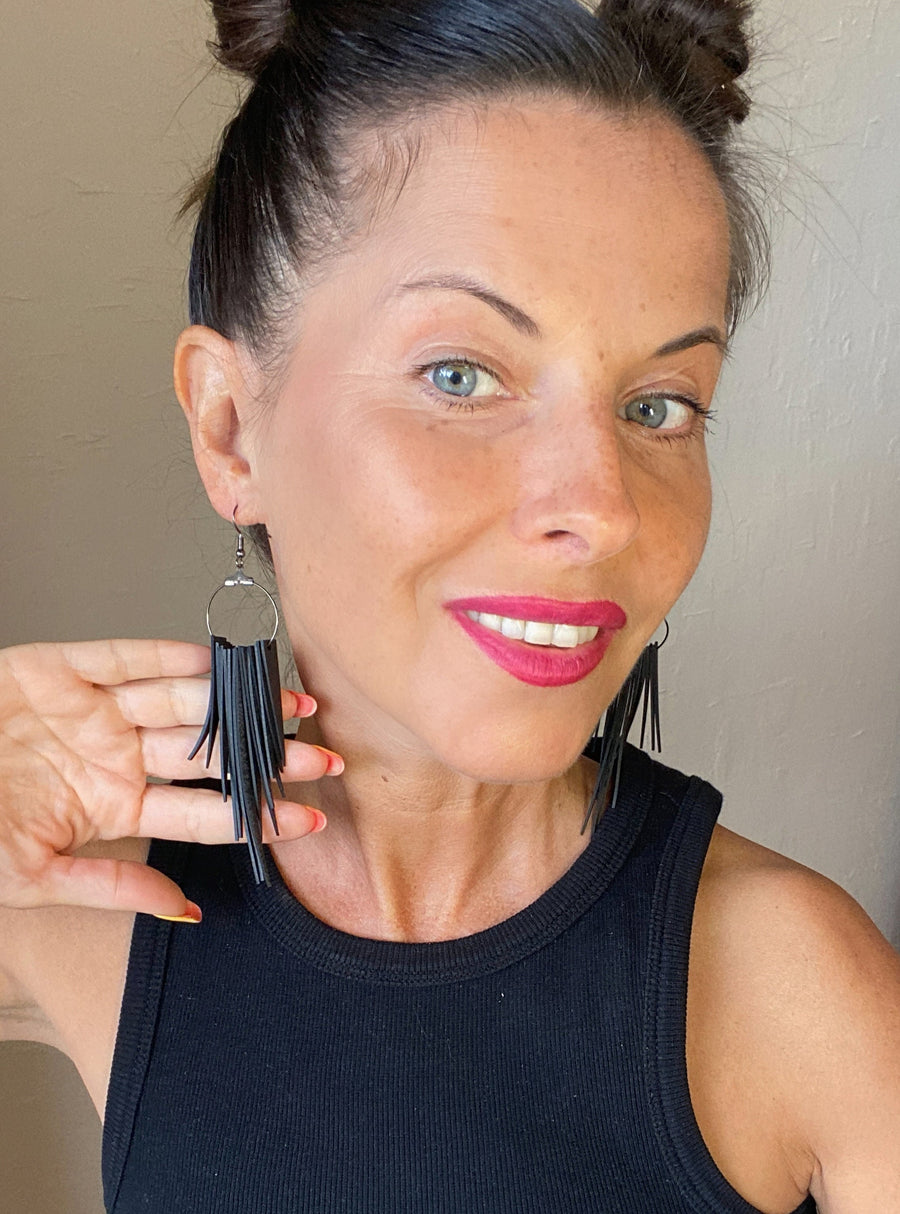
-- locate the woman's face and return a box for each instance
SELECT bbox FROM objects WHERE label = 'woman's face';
[242,99,731,782]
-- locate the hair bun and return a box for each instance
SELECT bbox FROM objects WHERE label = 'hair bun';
[603,0,753,122]
[210,0,295,77]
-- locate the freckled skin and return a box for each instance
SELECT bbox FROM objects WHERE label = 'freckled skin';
[249,101,728,783]
[165,103,900,1203]
[179,96,731,937]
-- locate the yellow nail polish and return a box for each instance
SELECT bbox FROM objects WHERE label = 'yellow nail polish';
[153,901,202,923]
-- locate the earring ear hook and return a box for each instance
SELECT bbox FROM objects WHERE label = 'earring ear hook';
[232,506,246,570]
[204,508,279,643]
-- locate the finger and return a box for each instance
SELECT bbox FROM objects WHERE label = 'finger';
[110,676,215,729]
[136,781,326,844]
[58,639,212,687]
[141,729,338,783]
[37,852,199,918]
[114,681,315,730]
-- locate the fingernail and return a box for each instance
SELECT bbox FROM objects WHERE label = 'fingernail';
[311,745,344,775]
[154,900,203,923]
[310,808,328,833]
[292,692,317,717]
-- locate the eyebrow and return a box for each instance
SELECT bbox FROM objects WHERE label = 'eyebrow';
[397,274,544,340]
[395,273,729,357]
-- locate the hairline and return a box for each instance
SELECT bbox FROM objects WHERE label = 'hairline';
[244,89,730,381]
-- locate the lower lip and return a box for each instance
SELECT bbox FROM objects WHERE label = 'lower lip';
[450,611,620,688]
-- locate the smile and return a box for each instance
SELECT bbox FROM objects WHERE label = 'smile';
[464,612,599,649]
[446,596,627,688]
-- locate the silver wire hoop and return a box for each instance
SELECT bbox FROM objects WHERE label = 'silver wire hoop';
[205,507,280,642]
[205,580,279,644]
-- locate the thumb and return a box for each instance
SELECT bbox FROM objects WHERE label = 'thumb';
[44,854,202,922]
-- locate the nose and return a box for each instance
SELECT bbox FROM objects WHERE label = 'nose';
[508,407,641,564]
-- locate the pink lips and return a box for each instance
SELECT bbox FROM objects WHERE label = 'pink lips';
[445,596,627,688]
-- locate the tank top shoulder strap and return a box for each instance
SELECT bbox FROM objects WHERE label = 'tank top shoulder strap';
[638,759,817,1214]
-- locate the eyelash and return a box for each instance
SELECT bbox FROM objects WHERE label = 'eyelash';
[413,355,717,439]
[413,356,502,412]
[627,392,719,445]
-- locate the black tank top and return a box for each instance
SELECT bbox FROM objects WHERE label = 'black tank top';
[102,744,817,1213]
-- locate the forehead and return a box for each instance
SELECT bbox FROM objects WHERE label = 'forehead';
[341,98,731,330]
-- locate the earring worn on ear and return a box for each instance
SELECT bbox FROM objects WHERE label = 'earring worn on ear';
[188,508,285,886]
[580,619,669,835]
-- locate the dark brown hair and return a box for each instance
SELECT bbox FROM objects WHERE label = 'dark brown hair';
[187,0,770,566]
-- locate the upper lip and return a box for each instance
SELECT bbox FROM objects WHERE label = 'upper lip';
[445,595,627,629]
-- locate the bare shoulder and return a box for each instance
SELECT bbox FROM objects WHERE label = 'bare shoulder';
[0,836,152,1057]
[692,824,900,1211]
[698,822,900,985]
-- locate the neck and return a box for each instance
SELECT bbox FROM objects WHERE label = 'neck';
[271,712,598,943]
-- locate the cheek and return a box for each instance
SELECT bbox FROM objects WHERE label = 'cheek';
[665,446,712,550]
[630,442,712,603]
[257,390,506,590]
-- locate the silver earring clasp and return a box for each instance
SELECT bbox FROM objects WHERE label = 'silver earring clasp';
[205,508,279,642]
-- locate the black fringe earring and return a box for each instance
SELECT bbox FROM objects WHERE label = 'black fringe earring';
[580,620,669,835]
[187,510,285,886]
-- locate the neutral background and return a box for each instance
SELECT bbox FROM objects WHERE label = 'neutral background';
[1,1,898,1210]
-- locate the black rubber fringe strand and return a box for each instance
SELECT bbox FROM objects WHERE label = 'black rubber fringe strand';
[580,640,661,836]
[187,635,286,886]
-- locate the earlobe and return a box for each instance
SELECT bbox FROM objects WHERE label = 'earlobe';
[173,325,263,523]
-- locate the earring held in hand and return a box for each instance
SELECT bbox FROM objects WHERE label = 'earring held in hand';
[187,508,285,886]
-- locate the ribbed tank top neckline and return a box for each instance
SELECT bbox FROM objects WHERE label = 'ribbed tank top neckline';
[228,742,656,987]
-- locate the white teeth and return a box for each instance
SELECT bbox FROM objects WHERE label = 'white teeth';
[466,611,599,648]
[500,617,526,640]
[551,624,581,649]
[523,621,555,645]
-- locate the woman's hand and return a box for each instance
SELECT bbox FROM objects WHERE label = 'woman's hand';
[0,639,334,919]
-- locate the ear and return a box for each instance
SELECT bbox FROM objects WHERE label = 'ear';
[173,325,268,525]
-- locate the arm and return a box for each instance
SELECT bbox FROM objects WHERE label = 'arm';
[0,936,62,1049]
[762,868,900,1212]
[691,828,900,1212]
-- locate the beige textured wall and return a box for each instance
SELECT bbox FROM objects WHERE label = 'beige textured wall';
[2,6,232,1211]
[1,1,898,1211]
[1,1,236,650]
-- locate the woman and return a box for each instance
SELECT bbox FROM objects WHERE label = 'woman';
[1,1,898,1211]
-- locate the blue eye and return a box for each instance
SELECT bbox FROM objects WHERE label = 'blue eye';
[417,358,502,404]
[620,394,706,431]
